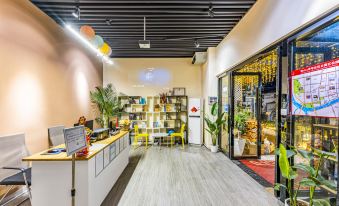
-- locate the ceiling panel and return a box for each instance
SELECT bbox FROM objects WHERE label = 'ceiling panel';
[31,0,256,57]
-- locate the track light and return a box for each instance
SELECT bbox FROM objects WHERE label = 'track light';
[106,19,112,25]
[208,5,215,18]
[194,40,200,48]
[72,6,80,20]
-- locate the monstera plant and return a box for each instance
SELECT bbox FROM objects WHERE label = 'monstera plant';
[90,84,121,128]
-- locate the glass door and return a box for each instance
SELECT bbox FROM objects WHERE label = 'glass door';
[231,72,262,159]
[220,74,230,155]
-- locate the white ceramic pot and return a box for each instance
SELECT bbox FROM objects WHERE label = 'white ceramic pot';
[211,145,218,153]
[285,198,309,206]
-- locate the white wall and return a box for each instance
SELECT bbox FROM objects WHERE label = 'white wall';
[201,48,218,147]
[202,0,338,148]
[215,0,338,75]
[104,58,201,98]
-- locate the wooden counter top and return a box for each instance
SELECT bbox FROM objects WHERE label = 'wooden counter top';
[23,131,129,162]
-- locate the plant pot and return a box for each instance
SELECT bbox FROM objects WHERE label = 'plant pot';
[211,145,218,153]
[285,198,309,206]
[121,124,130,131]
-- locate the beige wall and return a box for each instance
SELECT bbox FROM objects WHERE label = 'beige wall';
[0,1,103,153]
[202,0,338,148]
[104,58,201,98]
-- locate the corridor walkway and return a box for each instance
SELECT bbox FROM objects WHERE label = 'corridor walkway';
[105,146,282,206]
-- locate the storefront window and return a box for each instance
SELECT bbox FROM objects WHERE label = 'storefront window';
[289,20,338,203]
[220,75,230,154]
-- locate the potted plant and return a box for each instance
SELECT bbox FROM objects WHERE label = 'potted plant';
[119,119,131,131]
[204,102,225,153]
[90,84,122,128]
[293,148,336,206]
[234,109,250,137]
[274,144,309,206]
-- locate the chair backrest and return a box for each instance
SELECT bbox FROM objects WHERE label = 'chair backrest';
[48,125,65,147]
[134,125,139,135]
[0,133,29,181]
[180,124,186,135]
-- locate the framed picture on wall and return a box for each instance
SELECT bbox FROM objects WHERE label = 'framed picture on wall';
[173,87,186,96]
[208,96,218,105]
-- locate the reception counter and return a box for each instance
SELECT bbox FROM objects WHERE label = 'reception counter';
[23,131,130,206]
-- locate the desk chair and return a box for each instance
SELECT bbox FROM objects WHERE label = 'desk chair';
[48,125,65,147]
[0,133,31,205]
[134,125,149,149]
[170,124,186,149]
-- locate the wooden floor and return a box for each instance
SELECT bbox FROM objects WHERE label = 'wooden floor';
[105,146,282,206]
[18,146,282,206]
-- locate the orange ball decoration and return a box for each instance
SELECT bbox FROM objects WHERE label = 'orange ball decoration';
[80,25,95,40]
[100,43,110,55]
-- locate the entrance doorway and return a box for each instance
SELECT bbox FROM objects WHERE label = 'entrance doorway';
[230,72,261,159]
[219,49,280,187]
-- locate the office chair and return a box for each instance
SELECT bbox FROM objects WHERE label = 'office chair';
[0,133,31,205]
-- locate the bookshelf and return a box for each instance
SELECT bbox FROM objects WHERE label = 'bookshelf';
[119,95,188,143]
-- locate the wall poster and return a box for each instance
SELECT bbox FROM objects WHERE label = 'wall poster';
[291,58,339,118]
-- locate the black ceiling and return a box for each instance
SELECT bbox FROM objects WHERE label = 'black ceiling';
[31,0,256,57]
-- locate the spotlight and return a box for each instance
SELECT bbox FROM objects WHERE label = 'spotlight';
[72,6,80,20]
[106,19,112,25]
[208,5,215,18]
[194,40,200,48]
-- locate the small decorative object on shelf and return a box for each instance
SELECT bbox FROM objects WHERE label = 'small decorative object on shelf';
[119,119,131,131]
[173,87,186,96]
[159,93,167,104]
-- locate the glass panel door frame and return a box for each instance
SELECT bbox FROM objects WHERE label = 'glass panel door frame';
[218,73,231,157]
[230,72,262,160]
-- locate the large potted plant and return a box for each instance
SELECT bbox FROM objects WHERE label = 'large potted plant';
[90,84,121,128]
[204,102,225,153]
[274,144,309,206]
[293,148,336,206]
[275,144,336,206]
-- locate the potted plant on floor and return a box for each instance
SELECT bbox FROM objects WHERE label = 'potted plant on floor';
[90,84,122,128]
[274,144,309,206]
[293,148,336,206]
[204,102,225,153]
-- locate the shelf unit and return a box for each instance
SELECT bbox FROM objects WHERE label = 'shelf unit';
[119,95,188,143]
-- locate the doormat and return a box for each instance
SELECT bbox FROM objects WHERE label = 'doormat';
[239,159,275,186]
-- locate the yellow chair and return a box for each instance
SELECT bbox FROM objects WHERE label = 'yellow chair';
[134,125,149,149]
[170,124,186,149]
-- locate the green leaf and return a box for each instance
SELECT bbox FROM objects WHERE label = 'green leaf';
[313,199,331,206]
[278,144,290,179]
[318,179,337,190]
[293,163,315,176]
[286,150,297,158]
[273,183,286,191]
[299,177,316,187]
[297,149,313,160]
[289,168,298,179]
[211,102,218,116]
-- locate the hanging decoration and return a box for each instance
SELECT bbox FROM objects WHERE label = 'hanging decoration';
[238,50,278,85]
[80,25,95,40]
[100,43,110,55]
[91,35,104,48]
